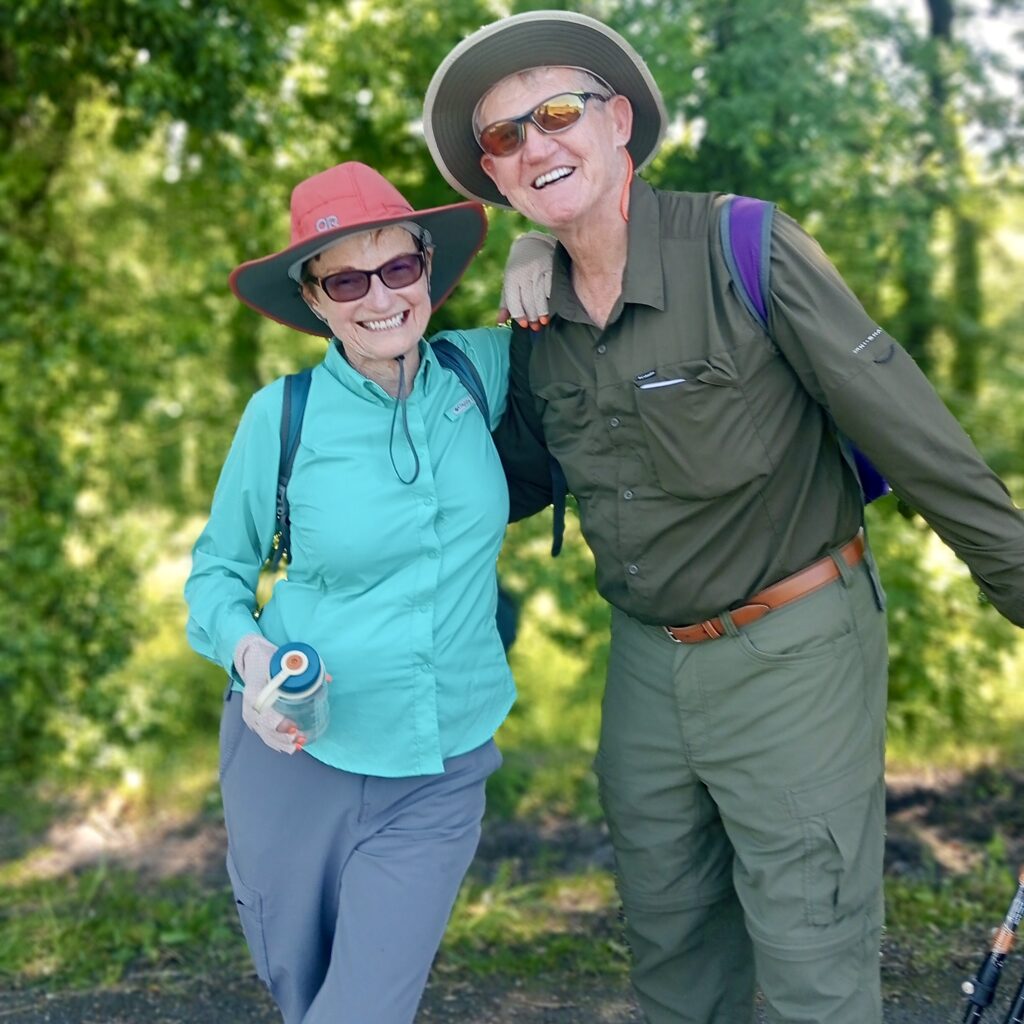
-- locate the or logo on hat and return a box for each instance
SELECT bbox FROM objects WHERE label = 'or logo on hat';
[315,215,340,232]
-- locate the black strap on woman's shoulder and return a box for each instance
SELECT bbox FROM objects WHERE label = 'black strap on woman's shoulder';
[270,368,313,569]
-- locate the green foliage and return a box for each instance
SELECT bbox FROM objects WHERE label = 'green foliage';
[1,0,1022,789]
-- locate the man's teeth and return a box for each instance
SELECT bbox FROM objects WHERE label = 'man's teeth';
[533,167,573,189]
[362,312,406,331]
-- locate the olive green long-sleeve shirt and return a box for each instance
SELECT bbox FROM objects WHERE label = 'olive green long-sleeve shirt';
[495,179,1024,628]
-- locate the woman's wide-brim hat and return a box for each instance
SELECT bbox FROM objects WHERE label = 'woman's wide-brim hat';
[230,162,487,337]
[424,10,668,209]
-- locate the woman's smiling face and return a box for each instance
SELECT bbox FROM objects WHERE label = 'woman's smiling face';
[302,226,431,372]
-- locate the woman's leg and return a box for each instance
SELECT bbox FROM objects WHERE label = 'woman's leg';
[219,694,363,1023]
[302,740,501,1024]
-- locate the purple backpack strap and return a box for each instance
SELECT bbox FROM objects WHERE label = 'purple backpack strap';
[719,195,774,332]
[719,195,890,504]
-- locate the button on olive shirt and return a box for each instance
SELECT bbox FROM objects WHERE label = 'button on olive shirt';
[497,179,1024,628]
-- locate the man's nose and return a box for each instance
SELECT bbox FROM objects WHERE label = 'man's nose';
[520,121,560,161]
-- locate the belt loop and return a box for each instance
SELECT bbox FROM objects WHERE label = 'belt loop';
[719,608,741,638]
[830,543,855,589]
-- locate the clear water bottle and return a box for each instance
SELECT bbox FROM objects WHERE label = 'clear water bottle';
[253,642,329,743]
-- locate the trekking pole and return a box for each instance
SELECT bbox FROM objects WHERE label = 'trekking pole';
[1002,971,1024,1024]
[961,871,1024,1023]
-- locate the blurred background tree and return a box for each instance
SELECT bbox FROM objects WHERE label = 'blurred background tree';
[1,0,1022,808]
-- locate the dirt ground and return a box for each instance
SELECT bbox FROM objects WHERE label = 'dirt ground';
[3,765,1024,1024]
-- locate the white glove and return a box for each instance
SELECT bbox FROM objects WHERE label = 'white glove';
[233,633,304,754]
[500,231,556,327]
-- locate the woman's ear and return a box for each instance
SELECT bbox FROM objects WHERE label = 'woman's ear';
[300,282,328,324]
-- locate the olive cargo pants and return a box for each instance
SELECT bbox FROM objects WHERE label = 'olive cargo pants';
[596,548,888,1024]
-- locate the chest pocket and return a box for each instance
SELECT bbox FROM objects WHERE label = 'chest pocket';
[634,348,772,500]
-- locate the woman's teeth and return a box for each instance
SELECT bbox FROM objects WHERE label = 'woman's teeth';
[361,311,406,331]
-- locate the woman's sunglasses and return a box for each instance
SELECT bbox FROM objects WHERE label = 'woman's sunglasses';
[477,91,611,158]
[312,252,426,303]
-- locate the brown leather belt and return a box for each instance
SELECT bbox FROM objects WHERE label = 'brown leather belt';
[664,531,866,644]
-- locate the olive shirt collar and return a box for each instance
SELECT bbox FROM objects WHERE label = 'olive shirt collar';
[548,178,666,326]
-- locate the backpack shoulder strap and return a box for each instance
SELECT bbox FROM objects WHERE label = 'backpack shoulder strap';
[719,194,775,333]
[719,197,889,504]
[270,368,313,569]
[431,335,491,425]
[525,329,568,558]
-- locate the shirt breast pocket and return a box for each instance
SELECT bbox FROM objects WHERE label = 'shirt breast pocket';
[634,352,771,500]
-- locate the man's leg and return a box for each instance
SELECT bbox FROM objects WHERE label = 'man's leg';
[597,608,757,1024]
[695,553,889,1024]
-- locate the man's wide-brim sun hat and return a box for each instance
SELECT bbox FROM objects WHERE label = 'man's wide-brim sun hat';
[230,162,487,337]
[424,10,668,209]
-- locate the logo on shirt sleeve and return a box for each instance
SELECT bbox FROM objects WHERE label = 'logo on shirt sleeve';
[852,327,883,355]
[445,396,476,420]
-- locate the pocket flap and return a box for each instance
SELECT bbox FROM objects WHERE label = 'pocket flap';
[785,755,882,820]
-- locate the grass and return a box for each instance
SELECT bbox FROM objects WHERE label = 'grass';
[0,867,243,990]
[441,864,628,978]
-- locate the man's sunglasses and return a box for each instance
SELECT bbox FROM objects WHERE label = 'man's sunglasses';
[311,252,426,303]
[477,91,611,158]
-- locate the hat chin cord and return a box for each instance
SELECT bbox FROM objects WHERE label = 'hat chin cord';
[388,354,421,485]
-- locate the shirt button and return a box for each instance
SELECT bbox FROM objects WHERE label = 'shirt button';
[427,549,440,560]
[627,564,639,575]
[423,495,435,507]
[609,417,620,428]
[596,344,607,355]
[623,489,634,500]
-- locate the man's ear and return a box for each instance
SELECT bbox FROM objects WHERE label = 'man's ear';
[480,153,505,194]
[608,94,634,147]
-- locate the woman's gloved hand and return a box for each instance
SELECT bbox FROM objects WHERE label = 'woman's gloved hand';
[499,230,556,330]
[233,633,305,753]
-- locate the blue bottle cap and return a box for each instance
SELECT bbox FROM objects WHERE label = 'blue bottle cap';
[269,642,322,693]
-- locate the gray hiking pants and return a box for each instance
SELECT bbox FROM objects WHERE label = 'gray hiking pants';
[219,695,500,1024]
[597,544,888,1024]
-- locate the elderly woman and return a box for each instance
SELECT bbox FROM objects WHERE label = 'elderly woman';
[184,161,539,1024]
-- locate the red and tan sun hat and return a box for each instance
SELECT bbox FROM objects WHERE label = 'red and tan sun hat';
[229,162,488,337]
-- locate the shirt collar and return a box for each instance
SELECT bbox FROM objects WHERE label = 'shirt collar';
[548,177,666,324]
[323,338,432,401]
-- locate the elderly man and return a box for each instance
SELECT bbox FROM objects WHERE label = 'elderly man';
[424,11,1024,1024]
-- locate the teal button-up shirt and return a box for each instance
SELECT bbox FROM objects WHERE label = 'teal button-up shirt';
[185,328,514,777]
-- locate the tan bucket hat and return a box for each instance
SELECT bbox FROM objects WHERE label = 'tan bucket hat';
[229,162,487,337]
[423,10,668,208]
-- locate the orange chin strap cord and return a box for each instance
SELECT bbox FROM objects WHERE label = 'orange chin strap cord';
[620,150,634,223]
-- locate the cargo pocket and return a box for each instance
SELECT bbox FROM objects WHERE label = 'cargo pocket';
[785,756,884,927]
[226,851,272,985]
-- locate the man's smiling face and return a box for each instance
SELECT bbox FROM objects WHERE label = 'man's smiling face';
[476,66,632,230]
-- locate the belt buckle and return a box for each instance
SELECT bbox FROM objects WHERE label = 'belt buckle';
[664,626,684,644]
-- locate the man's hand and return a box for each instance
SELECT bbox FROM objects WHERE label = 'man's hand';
[233,633,305,753]
[499,230,556,330]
